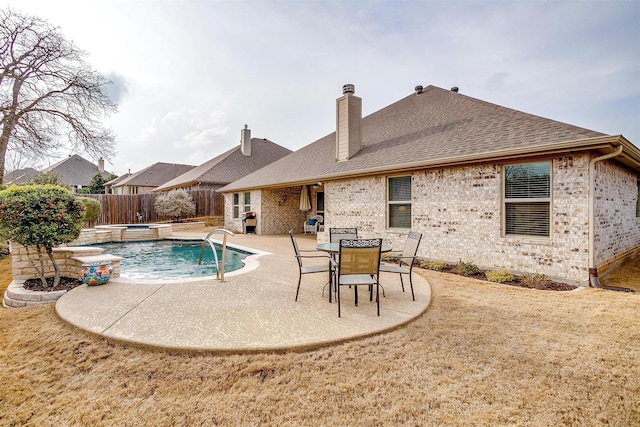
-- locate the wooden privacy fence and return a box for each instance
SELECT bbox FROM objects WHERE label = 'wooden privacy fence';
[84,190,224,225]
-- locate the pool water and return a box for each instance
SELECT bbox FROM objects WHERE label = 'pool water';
[92,240,250,280]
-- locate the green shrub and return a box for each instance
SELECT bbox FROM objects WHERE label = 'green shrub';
[0,185,85,287]
[452,260,480,277]
[485,269,515,283]
[78,197,101,227]
[521,273,551,287]
[154,189,196,222]
[0,228,8,256]
[421,260,447,271]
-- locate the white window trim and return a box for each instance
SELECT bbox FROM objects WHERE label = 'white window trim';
[502,161,552,238]
[233,192,251,219]
[233,193,240,219]
[387,175,412,229]
[243,191,251,213]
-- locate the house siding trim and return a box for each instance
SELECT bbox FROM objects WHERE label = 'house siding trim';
[220,135,635,194]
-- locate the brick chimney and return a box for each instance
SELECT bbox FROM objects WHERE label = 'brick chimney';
[336,84,361,161]
[241,124,252,156]
[98,158,105,172]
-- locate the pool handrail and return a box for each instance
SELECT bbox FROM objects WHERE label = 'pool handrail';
[198,228,235,282]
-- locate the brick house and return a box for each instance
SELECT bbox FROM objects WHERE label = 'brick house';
[2,167,39,185]
[41,154,112,192]
[153,126,292,193]
[109,162,196,195]
[220,84,640,285]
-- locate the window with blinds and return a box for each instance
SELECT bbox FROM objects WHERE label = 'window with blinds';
[504,162,551,237]
[388,175,412,228]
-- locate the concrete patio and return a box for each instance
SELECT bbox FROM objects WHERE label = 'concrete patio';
[55,232,432,353]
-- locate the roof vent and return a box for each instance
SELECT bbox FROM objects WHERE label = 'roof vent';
[451,86,459,93]
[415,85,423,94]
[342,84,355,95]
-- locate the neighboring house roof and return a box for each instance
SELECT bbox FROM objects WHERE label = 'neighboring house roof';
[3,167,39,185]
[42,154,112,187]
[104,172,130,186]
[112,162,196,189]
[154,138,292,192]
[221,85,640,192]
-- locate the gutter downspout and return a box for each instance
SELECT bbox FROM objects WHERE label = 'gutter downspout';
[588,145,633,292]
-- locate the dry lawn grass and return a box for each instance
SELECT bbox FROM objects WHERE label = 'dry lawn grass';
[1,255,639,426]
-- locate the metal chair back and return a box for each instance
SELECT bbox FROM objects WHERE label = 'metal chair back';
[330,227,358,243]
[336,238,383,317]
[289,230,303,269]
[400,231,422,266]
[339,239,382,276]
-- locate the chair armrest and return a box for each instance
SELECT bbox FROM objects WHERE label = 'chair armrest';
[299,249,328,255]
[381,255,418,263]
[380,251,401,259]
[296,254,331,260]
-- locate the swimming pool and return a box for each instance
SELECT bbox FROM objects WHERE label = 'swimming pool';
[90,240,251,280]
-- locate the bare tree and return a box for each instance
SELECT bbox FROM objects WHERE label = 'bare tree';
[4,144,43,173]
[0,8,117,183]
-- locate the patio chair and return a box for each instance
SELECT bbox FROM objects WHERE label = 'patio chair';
[289,230,334,301]
[303,214,323,234]
[336,238,382,317]
[329,227,359,296]
[329,227,358,243]
[379,231,422,301]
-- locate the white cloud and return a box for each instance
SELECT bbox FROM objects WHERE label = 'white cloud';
[4,0,639,175]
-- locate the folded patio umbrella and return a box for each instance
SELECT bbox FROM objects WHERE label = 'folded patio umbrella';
[300,185,311,211]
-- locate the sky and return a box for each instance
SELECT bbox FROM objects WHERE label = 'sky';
[4,0,640,176]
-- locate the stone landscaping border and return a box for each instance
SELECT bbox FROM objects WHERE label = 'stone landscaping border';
[3,280,68,308]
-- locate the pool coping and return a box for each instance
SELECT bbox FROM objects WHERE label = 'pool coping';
[87,237,272,284]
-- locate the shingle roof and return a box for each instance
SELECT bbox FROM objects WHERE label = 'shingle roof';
[3,167,39,185]
[112,163,195,188]
[104,172,130,186]
[221,85,608,192]
[154,139,292,191]
[41,154,112,186]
